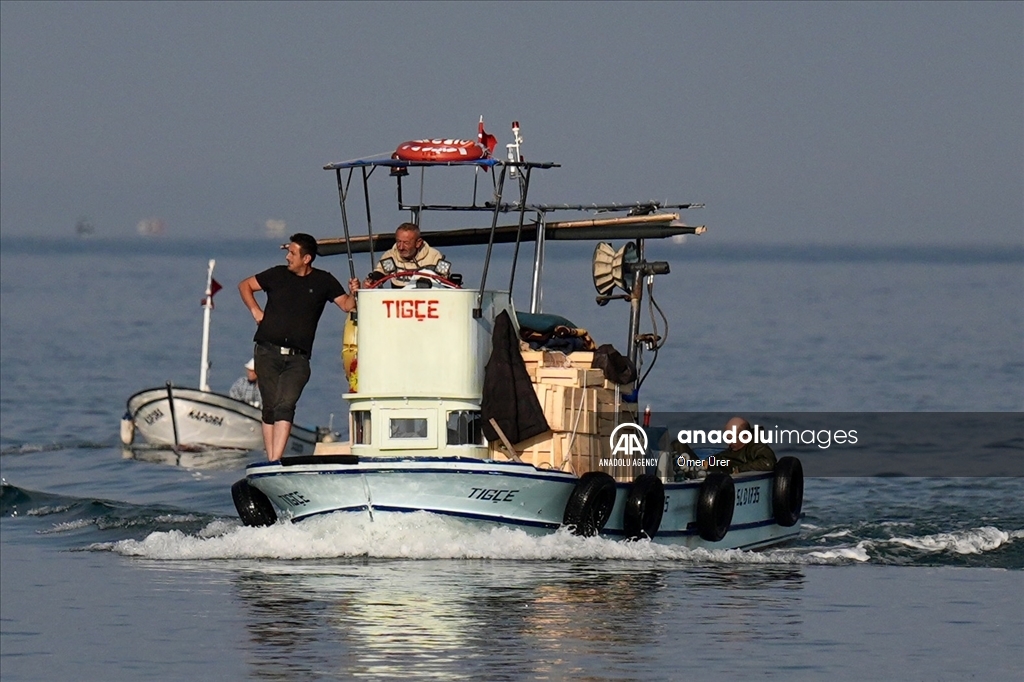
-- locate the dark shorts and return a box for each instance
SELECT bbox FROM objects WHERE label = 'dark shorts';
[253,343,311,425]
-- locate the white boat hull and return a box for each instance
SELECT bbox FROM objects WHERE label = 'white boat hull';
[243,457,801,550]
[127,386,317,455]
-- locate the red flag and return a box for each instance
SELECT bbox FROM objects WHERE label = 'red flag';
[202,278,223,307]
[478,117,497,155]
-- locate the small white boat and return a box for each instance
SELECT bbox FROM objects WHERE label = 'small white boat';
[125,384,319,454]
[123,260,329,455]
[231,120,803,549]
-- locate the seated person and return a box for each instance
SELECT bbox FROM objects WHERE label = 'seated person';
[374,222,446,287]
[708,416,777,474]
[229,358,262,407]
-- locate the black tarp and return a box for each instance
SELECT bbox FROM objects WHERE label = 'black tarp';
[481,310,549,445]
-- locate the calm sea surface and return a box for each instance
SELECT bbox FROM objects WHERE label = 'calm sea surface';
[1,238,1022,681]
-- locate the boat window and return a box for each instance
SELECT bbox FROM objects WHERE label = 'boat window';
[389,418,428,439]
[446,411,484,446]
[352,411,371,444]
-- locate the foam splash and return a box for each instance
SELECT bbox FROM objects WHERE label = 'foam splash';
[822,529,852,539]
[87,509,1024,566]
[98,511,847,565]
[807,544,871,562]
[153,514,203,524]
[37,518,95,534]
[887,526,1013,555]
[27,504,73,517]
[798,525,1024,564]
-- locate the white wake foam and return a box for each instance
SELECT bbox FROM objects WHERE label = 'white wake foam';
[37,518,94,534]
[887,526,1013,555]
[807,544,871,562]
[96,514,1023,565]
[98,511,842,565]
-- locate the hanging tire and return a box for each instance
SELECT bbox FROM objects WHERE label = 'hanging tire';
[623,474,665,540]
[772,456,803,527]
[695,473,735,542]
[232,479,277,527]
[563,471,618,537]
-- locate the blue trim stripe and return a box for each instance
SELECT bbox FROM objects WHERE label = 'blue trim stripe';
[291,504,562,530]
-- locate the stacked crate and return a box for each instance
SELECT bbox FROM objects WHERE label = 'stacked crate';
[489,349,639,478]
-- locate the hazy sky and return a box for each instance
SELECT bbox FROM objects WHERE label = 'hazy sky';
[1,1,1021,245]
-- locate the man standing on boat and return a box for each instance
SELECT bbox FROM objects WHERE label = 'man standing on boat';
[374,222,446,287]
[239,233,358,461]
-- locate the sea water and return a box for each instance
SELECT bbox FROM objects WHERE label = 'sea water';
[1,238,1022,681]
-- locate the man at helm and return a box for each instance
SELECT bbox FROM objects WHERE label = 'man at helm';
[373,222,446,288]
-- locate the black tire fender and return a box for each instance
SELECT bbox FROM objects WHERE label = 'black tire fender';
[562,471,618,537]
[772,456,804,527]
[623,474,665,540]
[695,473,735,542]
[232,478,277,527]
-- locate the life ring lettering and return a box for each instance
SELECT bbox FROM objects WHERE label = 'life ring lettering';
[394,138,487,162]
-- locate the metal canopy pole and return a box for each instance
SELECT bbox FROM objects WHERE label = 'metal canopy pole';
[529,212,546,314]
[361,166,375,270]
[416,167,425,227]
[626,238,646,396]
[507,165,533,296]
[335,168,356,281]
[475,164,508,318]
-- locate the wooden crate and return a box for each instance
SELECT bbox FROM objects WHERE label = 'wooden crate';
[564,351,595,367]
[489,430,605,475]
[534,367,605,387]
[533,384,598,433]
[521,350,597,379]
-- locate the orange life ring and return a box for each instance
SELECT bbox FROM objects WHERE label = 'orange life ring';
[393,118,498,162]
[393,138,487,162]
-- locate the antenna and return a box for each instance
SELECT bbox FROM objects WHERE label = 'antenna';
[506,120,523,177]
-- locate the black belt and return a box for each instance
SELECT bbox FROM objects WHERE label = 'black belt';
[257,340,309,357]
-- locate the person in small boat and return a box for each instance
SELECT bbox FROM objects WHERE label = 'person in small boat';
[708,416,778,474]
[239,233,359,461]
[373,222,446,287]
[229,358,261,407]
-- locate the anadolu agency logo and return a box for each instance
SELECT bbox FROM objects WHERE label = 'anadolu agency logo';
[599,423,659,468]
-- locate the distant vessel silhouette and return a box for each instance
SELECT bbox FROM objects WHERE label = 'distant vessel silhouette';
[137,218,166,236]
[75,216,95,237]
[265,218,287,238]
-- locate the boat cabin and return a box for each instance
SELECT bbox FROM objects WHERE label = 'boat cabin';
[346,287,513,460]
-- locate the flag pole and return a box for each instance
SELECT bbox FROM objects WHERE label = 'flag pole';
[200,259,216,392]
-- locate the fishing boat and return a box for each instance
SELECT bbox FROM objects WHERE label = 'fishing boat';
[123,260,330,455]
[231,120,804,549]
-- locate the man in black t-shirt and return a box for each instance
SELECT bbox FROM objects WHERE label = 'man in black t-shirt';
[239,233,358,461]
